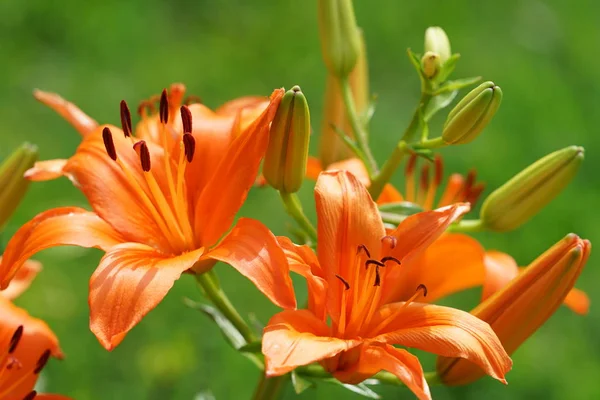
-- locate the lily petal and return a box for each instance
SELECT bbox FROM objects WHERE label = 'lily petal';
[194,89,284,246]
[0,207,124,289]
[370,302,512,384]
[386,234,485,303]
[34,89,98,136]
[201,218,296,310]
[306,156,323,180]
[89,243,204,350]
[0,259,42,301]
[35,395,73,400]
[263,309,360,376]
[24,159,68,182]
[565,288,590,315]
[277,236,327,319]
[334,344,431,400]
[315,170,385,323]
[381,203,470,303]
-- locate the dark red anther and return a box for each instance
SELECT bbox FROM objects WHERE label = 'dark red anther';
[120,100,133,137]
[34,349,51,374]
[380,256,401,265]
[420,163,430,191]
[159,89,169,124]
[102,127,117,161]
[434,155,444,187]
[183,133,196,163]
[9,325,23,354]
[374,267,381,286]
[365,259,385,269]
[464,169,476,192]
[23,390,37,400]
[356,244,371,258]
[335,274,350,290]
[405,153,417,176]
[180,105,193,134]
[466,182,486,207]
[416,283,428,297]
[381,235,397,249]
[133,140,151,172]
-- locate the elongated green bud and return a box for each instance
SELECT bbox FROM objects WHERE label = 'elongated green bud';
[480,146,584,232]
[424,26,451,64]
[263,86,310,193]
[318,0,361,78]
[0,143,38,231]
[442,81,502,145]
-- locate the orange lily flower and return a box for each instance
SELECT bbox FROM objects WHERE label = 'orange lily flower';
[437,234,590,385]
[0,262,68,400]
[0,86,296,350]
[261,170,511,399]
[305,155,589,313]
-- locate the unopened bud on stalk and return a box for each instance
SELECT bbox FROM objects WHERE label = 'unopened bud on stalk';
[318,0,361,78]
[480,146,583,232]
[424,26,451,64]
[442,81,502,144]
[263,86,311,193]
[437,234,590,385]
[0,143,38,231]
[421,51,441,79]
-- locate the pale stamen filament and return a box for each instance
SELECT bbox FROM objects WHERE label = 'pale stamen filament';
[366,284,427,336]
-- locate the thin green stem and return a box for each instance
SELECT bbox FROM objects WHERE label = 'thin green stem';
[368,141,407,200]
[400,94,432,143]
[280,191,317,242]
[447,219,485,233]
[413,136,446,150]
[339,76,379,176]
[195,272,258,343]
[251,374,289,400]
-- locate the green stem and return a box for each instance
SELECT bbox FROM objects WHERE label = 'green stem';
[368,141,407,200]
[339,76,379,176]
[251,374,289,400]
[448,219,485,233]
[280,191,317,242]
[413,136,446,150]
[195,272,258,343]
[400,94,432,143]
[296,364,441,387]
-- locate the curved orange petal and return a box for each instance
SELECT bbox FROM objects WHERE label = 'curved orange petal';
[334,344,431,400]
[89,243,205,350]
[306,156,323,181]
[386,234,485,303]
[381,203,470,303]
[34,89,98,136]
[277,236,327,319]
[0,207,125,289]
[64,126,173,251]
[24,159,68,182]
[200,218,296,310]
[216,96,269,116]
[0,259,42,300]
[315,170,385,323]
[481,251,519,302]
[564,287,589,315]
[35,395,73,400]
[0,296,62,398]
[370,302,512,384]
[194,88,284,246]
[262,309,360,376]
[326,158,371,187]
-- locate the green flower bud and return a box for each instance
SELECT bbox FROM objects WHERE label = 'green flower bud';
[421,51,441,79]
[0,143,38,231]
[442,81,502,145]
[480,146,584,232]
[424,26,451,64]
[318,0,361,78]
[263,86,311,194]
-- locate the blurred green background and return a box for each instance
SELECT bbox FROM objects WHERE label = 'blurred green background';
[1,0,599,398]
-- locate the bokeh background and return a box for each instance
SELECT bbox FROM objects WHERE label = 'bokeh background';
[1,0,599,398]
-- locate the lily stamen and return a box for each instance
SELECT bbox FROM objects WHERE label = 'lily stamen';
[335,274,350,290]
[120,100,133,138]
[0,349,51,398]
[133,141,151,172]
[404,153,417,202]
[102,127,117,161]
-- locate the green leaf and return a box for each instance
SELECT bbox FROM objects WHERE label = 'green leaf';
[291,371,314,394]
[424,90,458,121]
[436,53,461,82]
[378,201,424,215]
[325,379,381,399]
[433,76,482,95]
[183,298,246,350]
[362,95,378,125]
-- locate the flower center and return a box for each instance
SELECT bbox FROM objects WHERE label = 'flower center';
[102,90,198,253]
[0,325,51,398]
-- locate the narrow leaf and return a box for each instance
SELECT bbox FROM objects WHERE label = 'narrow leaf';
[324,379,381,399]
[436,53,461,82]
[184,298,246,350]
[291,371,314,394]
[433,76,482,95]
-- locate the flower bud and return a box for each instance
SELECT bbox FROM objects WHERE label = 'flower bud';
[320,30,369,167]
[437,234,590,385]
[318,0,361,78]
[424,26,451,64]
[421,51,441,79]
[263,86,311,193]
[481,146,583,232]
[442,81,502,145]
[0,144,38,231]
